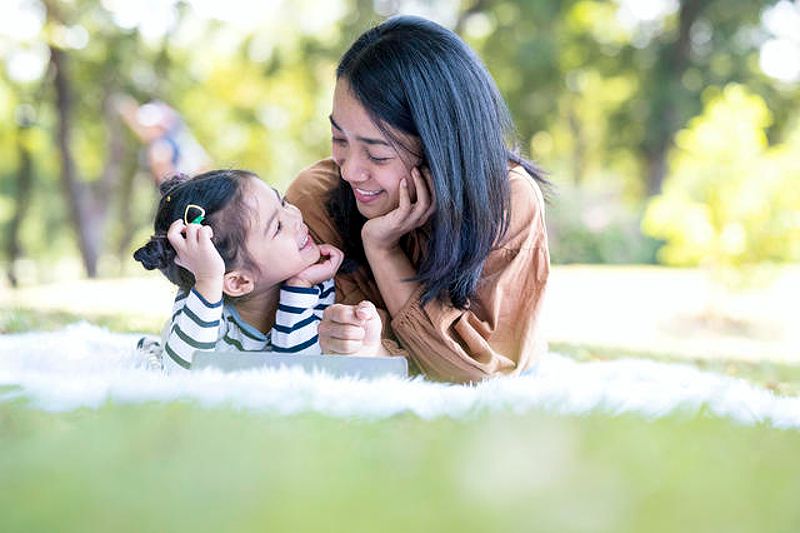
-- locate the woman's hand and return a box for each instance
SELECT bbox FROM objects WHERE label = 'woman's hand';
[286,244,344,288]
[167,219,225,301]
[318,301,387,356]
[361,166,435,253]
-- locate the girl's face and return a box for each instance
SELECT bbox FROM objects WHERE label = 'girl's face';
[241,177,320,287]
[330,78,423,219]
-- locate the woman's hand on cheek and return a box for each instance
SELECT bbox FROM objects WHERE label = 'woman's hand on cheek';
[286,244,344,288]
[361,166,436,253]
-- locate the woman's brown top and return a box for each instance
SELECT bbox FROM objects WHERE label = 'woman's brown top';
[286,158,550,383]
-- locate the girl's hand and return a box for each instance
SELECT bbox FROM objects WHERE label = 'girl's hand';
[167,219,225,284]
[318,301,386,356]
[361,166,435,253]
[286,244,344,288]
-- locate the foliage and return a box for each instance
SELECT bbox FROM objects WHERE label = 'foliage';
[643,84,800,271]
[548,183,660,264]
[1,0,800,278]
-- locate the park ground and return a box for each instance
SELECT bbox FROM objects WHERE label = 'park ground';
[1,266,799,532]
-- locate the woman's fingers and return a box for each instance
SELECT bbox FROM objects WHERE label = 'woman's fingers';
[318,307,367,354]
[408,166,433,226]
[319,322,366,341]
[355,301,382,346]
[322,304,365,326]
[320,336,364,355]
[397,178,412,216]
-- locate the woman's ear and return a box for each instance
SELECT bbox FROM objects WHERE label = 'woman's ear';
[222,270,255,298]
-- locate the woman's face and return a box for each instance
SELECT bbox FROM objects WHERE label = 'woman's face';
[330,78,422,219]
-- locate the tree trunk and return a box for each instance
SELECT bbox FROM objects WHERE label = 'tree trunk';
[50,44,100,277]
[643,0,705,196]
[7,114,35,287]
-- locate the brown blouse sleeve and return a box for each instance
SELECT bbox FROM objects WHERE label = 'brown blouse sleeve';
[390,168,550,383]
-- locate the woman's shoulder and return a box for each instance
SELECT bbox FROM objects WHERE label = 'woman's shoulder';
[286,158,340,204]
[500,164,548,251]
[286,158,343,247]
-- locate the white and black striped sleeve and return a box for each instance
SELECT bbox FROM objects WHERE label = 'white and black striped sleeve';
[162,288,223,373]
[271,278,335,355]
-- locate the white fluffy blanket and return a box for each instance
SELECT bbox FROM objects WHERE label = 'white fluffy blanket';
[1,323,798,429]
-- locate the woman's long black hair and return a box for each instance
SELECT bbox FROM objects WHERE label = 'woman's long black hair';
[329,15,547,309]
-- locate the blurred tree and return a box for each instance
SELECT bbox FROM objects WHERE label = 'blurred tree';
[642,84,800,277]
[467,0,796,196]
[1,0,799,278]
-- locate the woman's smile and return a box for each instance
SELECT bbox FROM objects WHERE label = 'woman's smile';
[352,186,385,203]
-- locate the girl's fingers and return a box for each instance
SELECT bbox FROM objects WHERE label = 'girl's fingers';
[166,219,187,251]
[316,245,341,271]
[200,225,214,240]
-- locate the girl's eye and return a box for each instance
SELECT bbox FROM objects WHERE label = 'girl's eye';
[332,137,347,145]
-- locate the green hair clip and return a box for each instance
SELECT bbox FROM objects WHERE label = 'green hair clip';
[184,204,206,225]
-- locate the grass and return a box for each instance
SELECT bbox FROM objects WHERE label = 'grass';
[551,342,800,397]
[2,269,799,532]
[1,400,800,533]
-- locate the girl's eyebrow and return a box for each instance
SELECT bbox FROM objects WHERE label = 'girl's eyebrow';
[329,115,391,147]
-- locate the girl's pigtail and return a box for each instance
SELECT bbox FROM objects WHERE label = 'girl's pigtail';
[133,235,175,270]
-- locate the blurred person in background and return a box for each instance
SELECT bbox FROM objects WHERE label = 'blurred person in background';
[115,94,210,186]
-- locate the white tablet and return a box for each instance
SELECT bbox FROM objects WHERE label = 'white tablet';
[191,351,408,379]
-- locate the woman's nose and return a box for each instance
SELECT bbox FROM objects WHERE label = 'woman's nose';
[340,158,367,184]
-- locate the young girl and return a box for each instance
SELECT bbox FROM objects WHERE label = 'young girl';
[133,169,381,373]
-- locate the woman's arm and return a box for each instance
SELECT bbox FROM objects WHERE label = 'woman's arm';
[364,168,549,383]
[361,168,434,316]
[390,244,549,383]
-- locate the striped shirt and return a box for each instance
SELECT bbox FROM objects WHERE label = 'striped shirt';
[162,279,335,373]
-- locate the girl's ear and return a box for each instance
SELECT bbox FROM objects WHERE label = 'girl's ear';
[222,270,255,298]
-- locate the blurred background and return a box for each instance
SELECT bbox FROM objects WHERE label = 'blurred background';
[0,0,798,365]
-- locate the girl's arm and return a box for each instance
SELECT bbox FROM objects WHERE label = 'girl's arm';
[162,288,223,372]
[272,245,342,354]
[161,219,226,372]
[270,279,334,355]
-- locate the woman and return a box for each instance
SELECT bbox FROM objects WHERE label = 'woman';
[286,15,550,383]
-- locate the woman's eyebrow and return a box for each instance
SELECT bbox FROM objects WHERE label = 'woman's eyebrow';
[329,115,391,147]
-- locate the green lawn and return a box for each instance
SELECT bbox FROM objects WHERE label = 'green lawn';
[1,269,799,532]
[2,400,799,533]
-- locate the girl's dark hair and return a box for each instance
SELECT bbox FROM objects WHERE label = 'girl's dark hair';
[329,15,548,309]
[133,169,257,293]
